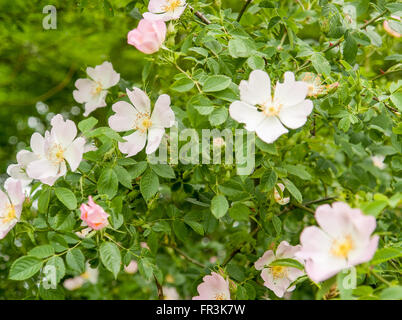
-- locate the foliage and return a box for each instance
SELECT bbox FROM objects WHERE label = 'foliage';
[0,0,401,300]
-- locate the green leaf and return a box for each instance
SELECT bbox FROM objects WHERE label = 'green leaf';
[311,53,331,76]
[66,248,85,274]
[229,203,251,221]
[183,214,204,235]
[228,38,252,58]
[343,32,357,63]
[45,256,65,284]
[9,256,43,280]
[269,258,304,270]
[208,107,228,126]
[283,165,312,180]
[140,169,159,201]
[202,75,231,92]
[55,187,77,210]
[100,242,121,279]
[128,161,148,179]
[371,247,402,265]
[361,200,388,217]
[150,163,175,179]
[272,215,282,235]
[138,257,154,281]
[171,78,195,92]
[261,170,277,192]
[211,194,229,219]
[282,179,302,203]
[86,127,125,142]
[78,117,98,133]
[247,56,265,70]
[38,187,51,214]
[113,165,132,188]
[28,245,55,259]
[98,168,119,199]
[380,286,402,300]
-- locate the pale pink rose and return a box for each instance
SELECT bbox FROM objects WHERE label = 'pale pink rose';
[80,196,109,230]
[127,19,166,54]
[372,155,386,169]
[163,286,180,300]
[192,272,231,300]
[254,241,304,298]
[124,260,138,274]
[143,0,186,21]
[296,202,379,283]
[229,70,313,144]
[63,276,85,291]
[26,114,86,186]
[383,16,401,38]
[7,150,38,187]
[0,180,25,239]
[73,61,120,116]
[108,87,175,156]
[274,183,290,205]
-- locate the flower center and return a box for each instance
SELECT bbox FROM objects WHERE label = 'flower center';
[331,235,354,258]
[2,204,16,224]
[271,266,288,279]
[93,82,103,95]
[81,271,90,280]
[215,293,226,300]
[49,144,65,164]
[162,0,181,12]
[259,101,283,117]
[135,113,152,133]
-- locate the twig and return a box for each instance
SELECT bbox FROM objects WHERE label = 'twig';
[154,275,164,300]
[188,5,211,25]
[371,270,392,287]
[279,196,336,216]
[237,0,252,22]
[171,246,206,268]
[297,9,388,72]
[222,226,260,267]
[371,68,402,80]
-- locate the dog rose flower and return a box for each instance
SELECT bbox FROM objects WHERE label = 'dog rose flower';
[0,180,25,240]
[255,241,304,298]
[143,0,186,21]
[26,114,86,186]
[192,272,231,300]
[229,70,313,144]
[108,87,175,156]
[80,196,109,230]
[73,61,120,116]
[274,183,290,205]
[6,150,38,187]
[383,16,401,38]
[127,19,166,54]
[296,202,379,283]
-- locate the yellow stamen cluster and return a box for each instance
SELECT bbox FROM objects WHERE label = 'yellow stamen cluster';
[2,204,16,224]
[162,0,181,12]
[50,144,65,164]
[215,293,226,300]
[271,266,288,279]
[331,236,354,259]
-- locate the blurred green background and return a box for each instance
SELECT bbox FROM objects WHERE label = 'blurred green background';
[1,0,244,178]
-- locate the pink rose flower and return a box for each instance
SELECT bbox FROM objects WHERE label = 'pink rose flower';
[127,19,166,54]
[296,202,379,283]
[192,272,231,300]
[255,241,304,298]
[80,196,109,230]
[0,179,25,239]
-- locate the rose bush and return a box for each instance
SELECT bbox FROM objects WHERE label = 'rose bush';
[0,0,401,300]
